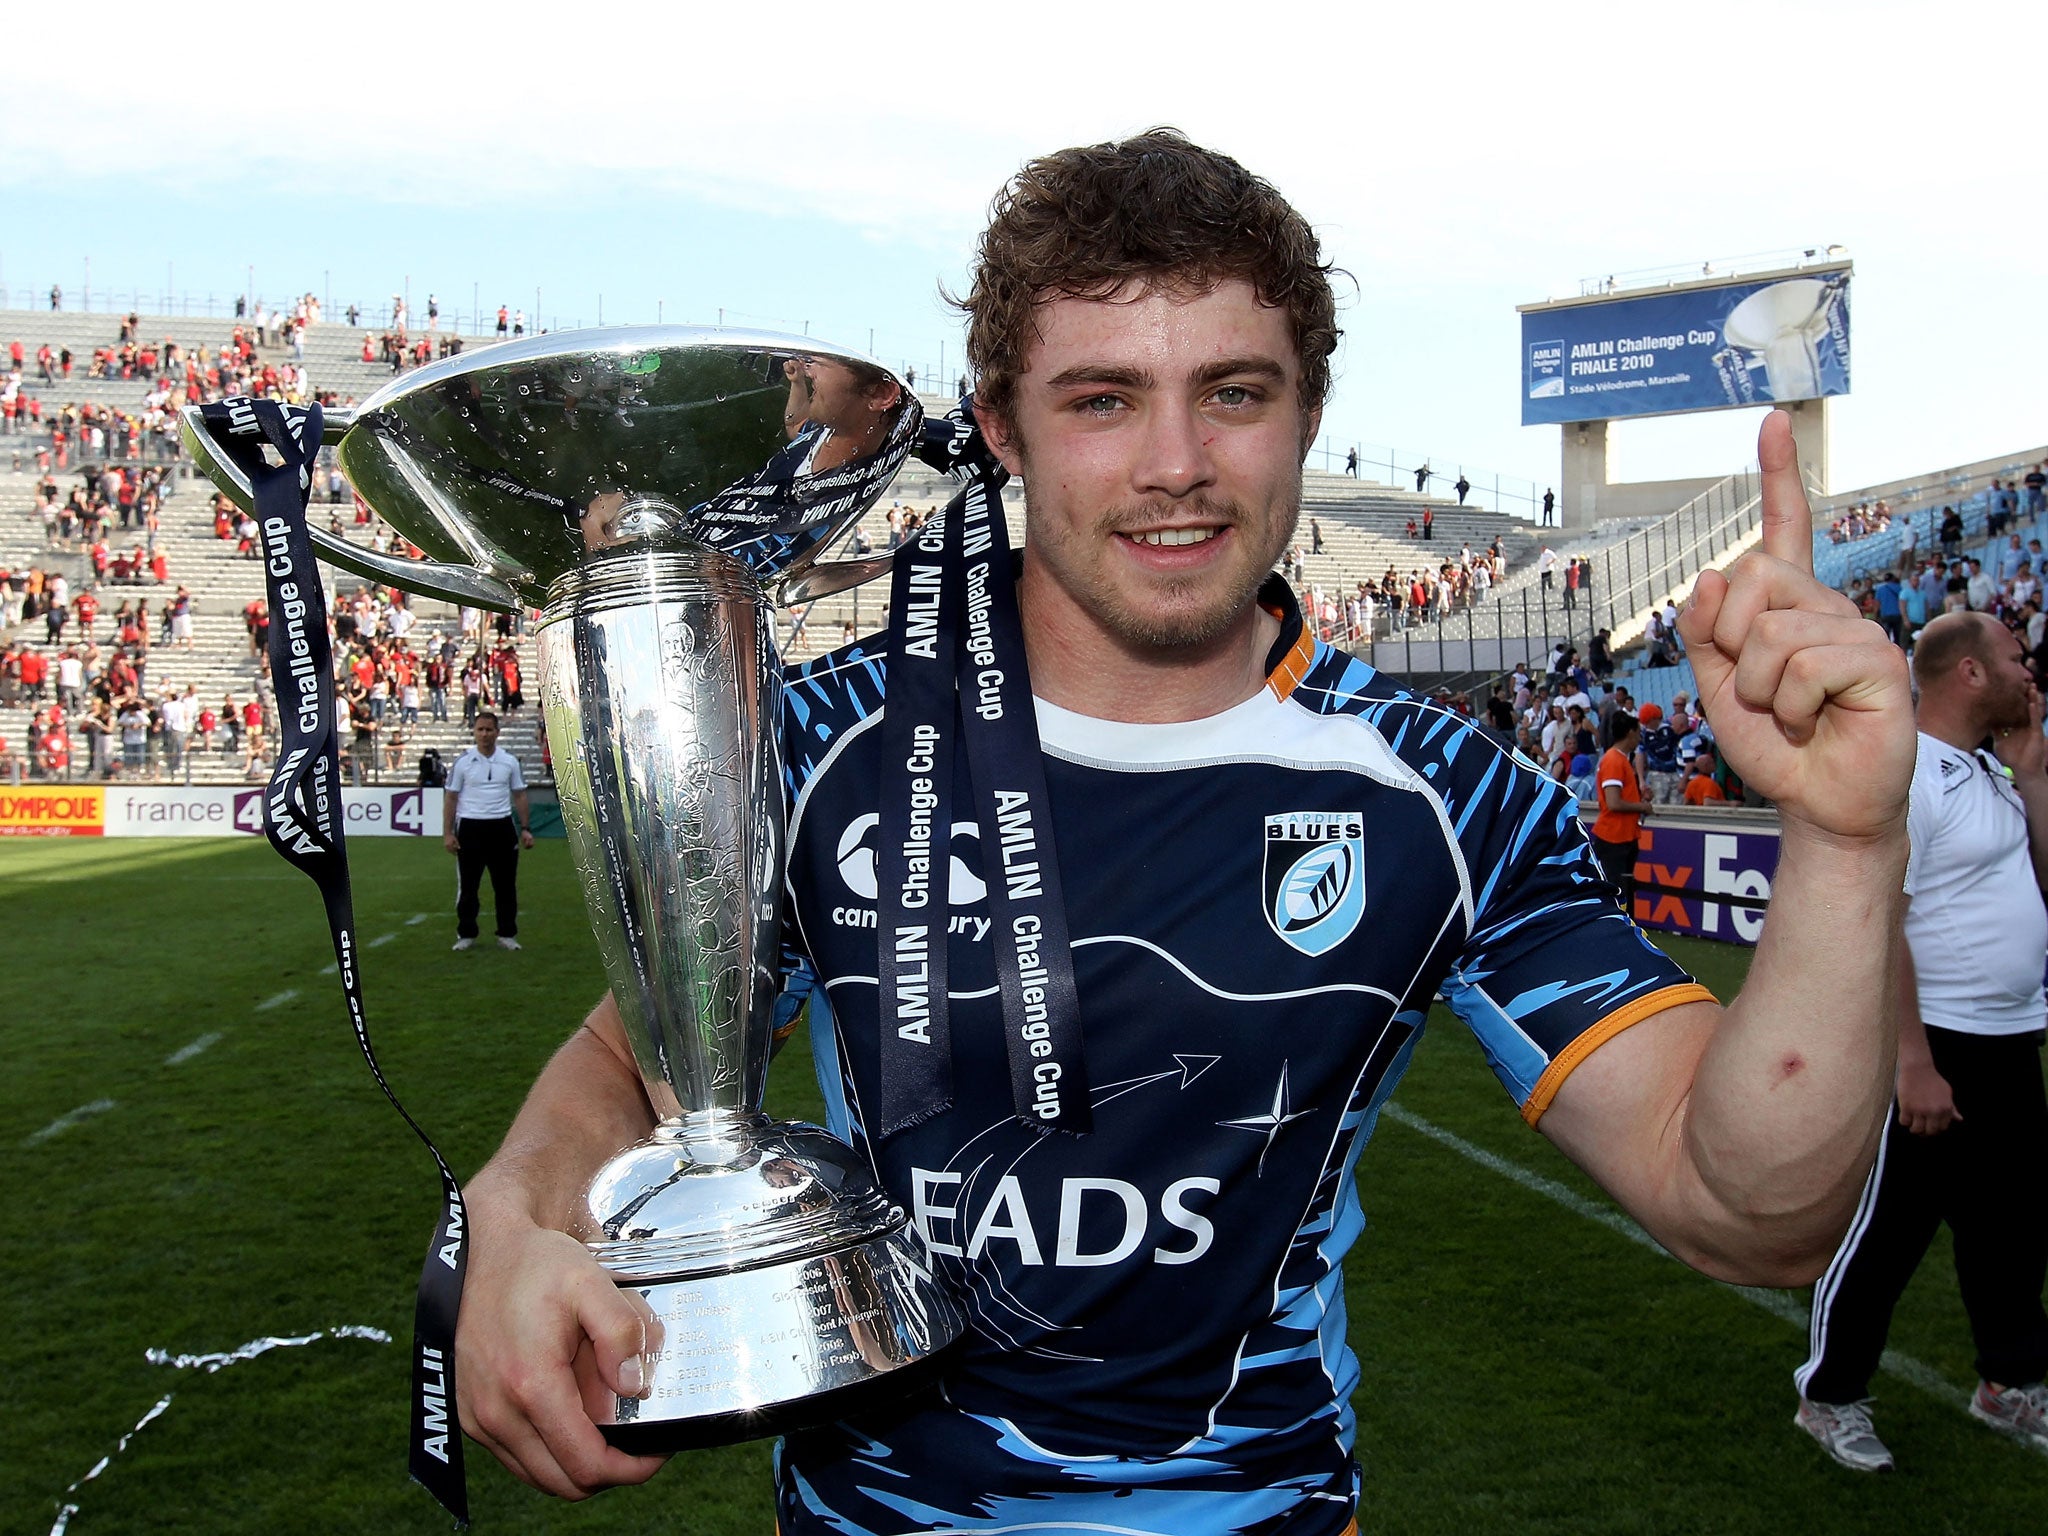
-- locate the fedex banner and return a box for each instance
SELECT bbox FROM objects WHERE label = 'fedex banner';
[1573,806,1780,946]
[1625,821,1780,946]
[1,784,434,837]
[1521,266,1850,425]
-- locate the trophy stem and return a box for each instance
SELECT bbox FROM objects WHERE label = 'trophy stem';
[537,546,782,1124]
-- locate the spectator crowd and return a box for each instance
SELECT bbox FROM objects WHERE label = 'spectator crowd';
[3,449,543,788]
[4,307,346,472]
[1826,498,1894,544]
[1281,535,1601,647]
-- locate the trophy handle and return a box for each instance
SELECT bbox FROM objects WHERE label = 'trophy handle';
[179,404,524,613]
[776,550,897,607]
[308,528,524,614]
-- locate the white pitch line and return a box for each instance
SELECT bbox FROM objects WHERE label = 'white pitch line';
[406,912,431,926]
[1380,1102,1966,1410]
[319,962,337,975]
[366,932,397,948]
[48,1326,393,1535]
[24,1100,118,1148]
[164,1033,223,1067]
[254,988,299,1012]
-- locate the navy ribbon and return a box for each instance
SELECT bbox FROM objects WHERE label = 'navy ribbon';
[874,468,961,1133]
[200,396,471,1525]
[874,402,1089,1136]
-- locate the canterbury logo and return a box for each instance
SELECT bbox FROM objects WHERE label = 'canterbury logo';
[835,812,988,905]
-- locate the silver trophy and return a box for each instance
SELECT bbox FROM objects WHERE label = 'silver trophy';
[184,326,963,1450]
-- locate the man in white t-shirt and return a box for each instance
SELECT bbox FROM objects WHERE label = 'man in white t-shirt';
[1795,611,2048,1469]
[1966,559,1997,612]
[443,712,535,951]
[56,648,84,712]
[161,684,198,775]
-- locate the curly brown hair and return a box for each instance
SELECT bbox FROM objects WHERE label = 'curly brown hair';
[957,128,1342,424]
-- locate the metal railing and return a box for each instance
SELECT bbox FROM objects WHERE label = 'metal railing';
[1302,440,1543,521]
[1338,464,1765,681]
[1819,459,2043,525]
[0,285,968,375]
[1,424,185,467]
[1565,246,1848,301]
[1583,465,1764,638]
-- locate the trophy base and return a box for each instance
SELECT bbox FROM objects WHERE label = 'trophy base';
[579,1120,965,1448]
[599,1344,952,1454]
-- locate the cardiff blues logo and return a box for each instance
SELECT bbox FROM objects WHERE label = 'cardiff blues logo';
[1263,812,1366,956]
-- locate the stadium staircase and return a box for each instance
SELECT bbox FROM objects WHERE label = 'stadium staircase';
[1295,469,1541,583]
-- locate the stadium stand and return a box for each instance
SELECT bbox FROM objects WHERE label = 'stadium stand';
[0,302,541,785]
[4,306,1568,790]
[1607,442,2048,730]
[0,458,544,789]
[1412,433,2048,816]
[18,313,2035,857]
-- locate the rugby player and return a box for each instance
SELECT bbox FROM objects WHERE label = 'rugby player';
[455,130,1915,1532]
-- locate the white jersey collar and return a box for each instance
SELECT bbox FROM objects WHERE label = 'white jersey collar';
[1033,688,1286,767]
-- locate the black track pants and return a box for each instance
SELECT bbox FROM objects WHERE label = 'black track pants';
[1797,1028,2048,1403]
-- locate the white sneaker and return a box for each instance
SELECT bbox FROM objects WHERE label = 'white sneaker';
[451,937,473,951]
[1795,1398,1894,1472]
[497,936,522,951]
[1971,1381,2048,1452]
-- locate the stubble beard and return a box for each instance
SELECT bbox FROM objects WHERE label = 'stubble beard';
[1020,460,1302,654]
[1990,673,2034,734]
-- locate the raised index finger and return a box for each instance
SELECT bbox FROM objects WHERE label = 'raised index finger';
[1757,408,1814,578]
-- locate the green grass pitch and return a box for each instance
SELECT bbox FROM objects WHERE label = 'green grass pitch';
[3,837,2042,1532]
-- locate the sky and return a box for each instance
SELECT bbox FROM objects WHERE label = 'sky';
[6,2,2042,507]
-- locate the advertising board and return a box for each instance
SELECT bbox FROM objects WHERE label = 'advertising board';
[0,786,106,836]
[0,785,433,837]
[1624,820,1781,946]
[102,785,432,838]
[1521,265,1850,426]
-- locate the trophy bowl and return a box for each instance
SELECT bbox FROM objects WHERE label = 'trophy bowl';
[186,326,964,1449]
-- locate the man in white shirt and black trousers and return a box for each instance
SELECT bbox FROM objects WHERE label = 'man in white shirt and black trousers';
[1795,610,2048,1469]
[443,711,535,951]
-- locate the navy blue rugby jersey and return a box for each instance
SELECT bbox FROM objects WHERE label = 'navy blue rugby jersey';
[771,599,1709,1536]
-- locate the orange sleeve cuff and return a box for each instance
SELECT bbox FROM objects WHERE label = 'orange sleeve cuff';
[1520,982,1718,1128]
